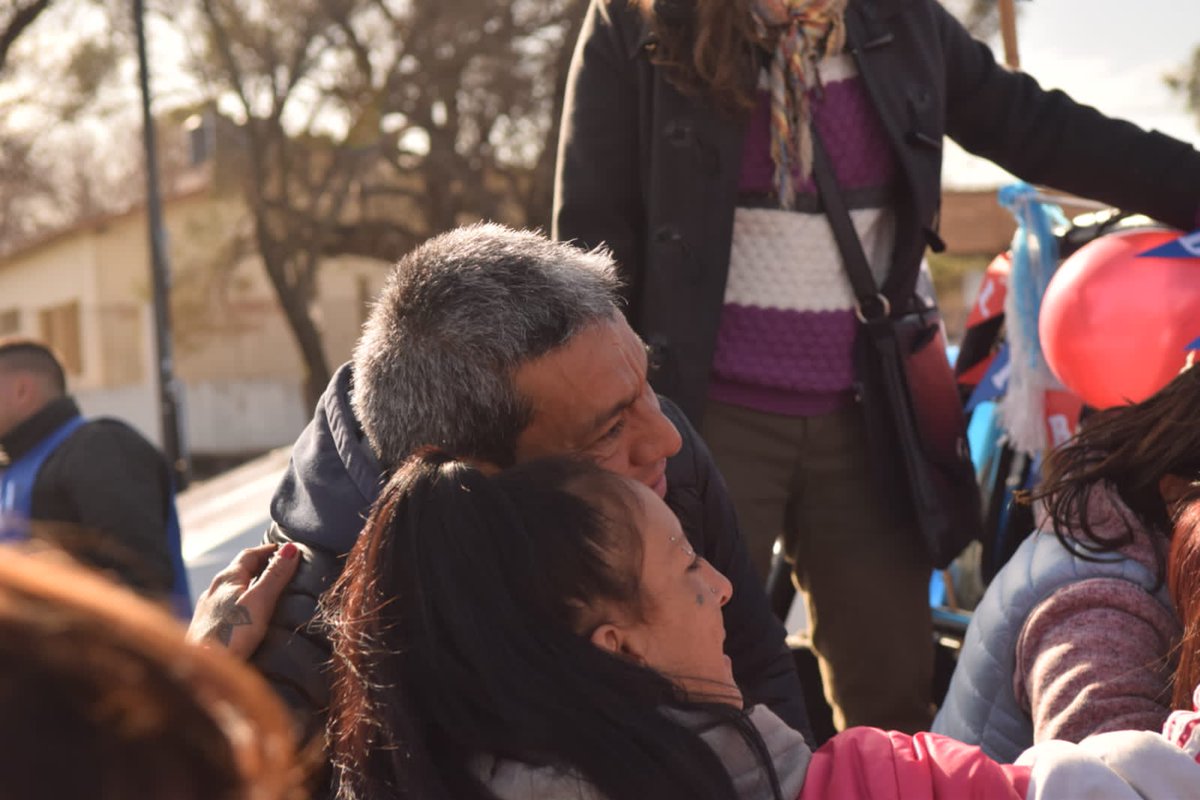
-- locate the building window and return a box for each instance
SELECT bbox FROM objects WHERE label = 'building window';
[0,308,18,336]
[39,301,83,375]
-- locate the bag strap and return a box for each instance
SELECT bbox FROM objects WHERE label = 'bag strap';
[810,128,891,324]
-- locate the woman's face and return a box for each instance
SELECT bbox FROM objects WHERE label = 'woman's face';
[591,481,741,707]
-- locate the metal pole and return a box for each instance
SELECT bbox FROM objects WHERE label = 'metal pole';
[134,0,190,489]
[998,0,1020,70]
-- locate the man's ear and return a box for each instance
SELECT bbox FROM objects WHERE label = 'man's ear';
[12,372,43,410]
[589,622,648,666]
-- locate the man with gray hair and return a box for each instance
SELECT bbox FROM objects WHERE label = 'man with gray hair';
[241,223,811,742]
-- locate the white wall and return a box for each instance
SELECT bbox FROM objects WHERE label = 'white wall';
[182,379,309,454]
[75,379,308,456]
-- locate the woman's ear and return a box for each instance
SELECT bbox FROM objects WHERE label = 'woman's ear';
[589,623,624,655]
[589,622,648,666]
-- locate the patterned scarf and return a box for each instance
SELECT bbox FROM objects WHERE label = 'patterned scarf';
[751,0,848,209]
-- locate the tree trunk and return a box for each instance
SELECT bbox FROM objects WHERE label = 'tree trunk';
[279,288,332,410]
[258,244,333,410]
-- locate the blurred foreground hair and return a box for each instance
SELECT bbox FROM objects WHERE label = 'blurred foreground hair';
[0,547,304,800]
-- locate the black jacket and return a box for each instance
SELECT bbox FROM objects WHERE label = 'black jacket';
[256,363,812,743]
[553,0,1200,425]
[0,396,175,593]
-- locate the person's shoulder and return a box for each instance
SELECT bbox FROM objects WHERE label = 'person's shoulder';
[72,418,162,455]
[54,418,168,475]
[72,417,152,443]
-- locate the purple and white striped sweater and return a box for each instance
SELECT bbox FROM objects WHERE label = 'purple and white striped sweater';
[709,55,900,417]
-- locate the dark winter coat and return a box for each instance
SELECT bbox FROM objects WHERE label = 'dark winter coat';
[553,0,1200,425]
[256,364,812,744]
[0,396,175,593]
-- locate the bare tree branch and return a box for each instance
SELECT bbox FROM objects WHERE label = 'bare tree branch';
[0,0,52,74]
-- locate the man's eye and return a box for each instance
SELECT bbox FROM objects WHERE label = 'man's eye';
[600,418,626,442]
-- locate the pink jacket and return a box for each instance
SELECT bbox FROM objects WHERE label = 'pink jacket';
[799,729,1029,800]
[800,720,1200,800]
[481,704,1200,799]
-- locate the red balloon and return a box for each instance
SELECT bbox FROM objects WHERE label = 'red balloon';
[1039,228,1200,409]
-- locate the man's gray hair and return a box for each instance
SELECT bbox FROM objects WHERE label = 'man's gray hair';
[352,223,622,468]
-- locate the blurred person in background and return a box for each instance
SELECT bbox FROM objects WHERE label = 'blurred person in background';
[0,337,190,613]
[0,544,305,800]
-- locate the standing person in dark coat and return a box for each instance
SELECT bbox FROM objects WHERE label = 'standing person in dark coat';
[0,338,188,609]
[195,224,812,755]
[553,0,1200,733]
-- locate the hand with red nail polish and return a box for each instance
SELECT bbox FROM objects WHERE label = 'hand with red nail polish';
[187,541,303,659]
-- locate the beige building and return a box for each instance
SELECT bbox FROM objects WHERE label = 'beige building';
[0,170,390,458]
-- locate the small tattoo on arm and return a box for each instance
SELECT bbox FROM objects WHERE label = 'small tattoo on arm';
[213,597,253,646]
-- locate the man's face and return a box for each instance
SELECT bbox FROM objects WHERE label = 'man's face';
[513,315,682,497]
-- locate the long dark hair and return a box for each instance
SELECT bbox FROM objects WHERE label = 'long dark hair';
[1168,485,1200,709]
[323,454,780,800]
[636,0,761,115]
[1030,366,1200,582]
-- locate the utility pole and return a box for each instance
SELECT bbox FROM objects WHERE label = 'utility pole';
[134,0,190,489]
[998,0,1020,70]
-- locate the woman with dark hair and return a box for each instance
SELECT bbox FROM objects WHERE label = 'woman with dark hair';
[324,455,791,800]
[323,453,1200,799]
[554,0,1200,735]
[0,546,305,800]
[935,366,1200,761]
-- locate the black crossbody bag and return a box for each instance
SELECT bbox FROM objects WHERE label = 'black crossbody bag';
[810,131,982,569]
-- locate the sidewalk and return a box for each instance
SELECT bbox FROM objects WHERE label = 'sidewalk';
[178,448,291,602]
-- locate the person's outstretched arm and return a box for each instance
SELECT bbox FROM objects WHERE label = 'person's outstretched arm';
[934,0,1200,230]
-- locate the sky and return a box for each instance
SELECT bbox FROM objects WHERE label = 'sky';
[944,0,1200,187]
